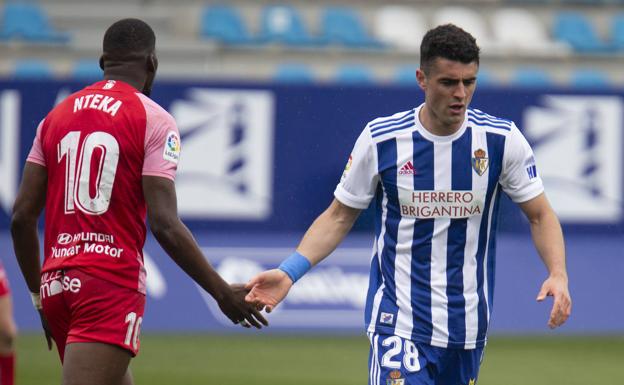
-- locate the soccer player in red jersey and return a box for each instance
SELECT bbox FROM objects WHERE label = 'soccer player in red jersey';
[11,18,267,385]
[0,260,16,385]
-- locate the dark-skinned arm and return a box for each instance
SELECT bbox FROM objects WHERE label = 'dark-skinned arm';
[11,162,53,349]
[142,176,267,328]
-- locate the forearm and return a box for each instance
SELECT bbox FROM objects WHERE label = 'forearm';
[529,210,567,279]
[10,216,41,293]
[296,206,357,266]
[151,219,229,300]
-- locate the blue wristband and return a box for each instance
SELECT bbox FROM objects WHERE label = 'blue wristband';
[279,251,312,283]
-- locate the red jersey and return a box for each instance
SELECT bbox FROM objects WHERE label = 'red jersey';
[27,80,180,293]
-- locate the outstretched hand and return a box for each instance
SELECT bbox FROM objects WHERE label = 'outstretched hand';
[245,269,293,313]
[217,284,269,329]
[536,274,572,329]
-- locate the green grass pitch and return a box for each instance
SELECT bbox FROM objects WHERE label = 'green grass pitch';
[16,333,624,385]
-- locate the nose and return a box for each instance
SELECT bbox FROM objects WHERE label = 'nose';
[453,82,467,99]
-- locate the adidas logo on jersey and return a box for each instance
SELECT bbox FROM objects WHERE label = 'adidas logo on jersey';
[399,161,416,175]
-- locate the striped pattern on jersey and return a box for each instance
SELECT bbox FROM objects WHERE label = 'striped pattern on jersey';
[364,108,511,349]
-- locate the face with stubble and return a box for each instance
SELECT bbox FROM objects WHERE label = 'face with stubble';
[416,57,479,136]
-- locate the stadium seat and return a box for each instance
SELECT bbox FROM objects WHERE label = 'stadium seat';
[511,68,553,88]
[476,68,497,88]
[13,59,53,79]
[553,12,613,53]
[394,66,418,85]
[0,2,70,43]
[259,5,320,46]
[72,59,102,80]
[491,8,569,55]
[200,5,255,45]
[432,7,496,51]
[374,6,426,52]
[335,65,374,84]
[611,13,624,51]
[320,7,385,49]
[569,69,611,88]
[273,63,315,84]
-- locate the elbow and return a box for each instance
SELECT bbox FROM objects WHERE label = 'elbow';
[149,215,180,248]
[10,209,36,236]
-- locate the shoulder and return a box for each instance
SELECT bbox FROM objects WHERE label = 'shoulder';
[367,108,417,142]
[467,108,515,136]
[135,93,176,125]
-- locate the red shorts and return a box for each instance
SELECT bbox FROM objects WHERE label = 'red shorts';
[41,268,145,361]
[0,261,10,296]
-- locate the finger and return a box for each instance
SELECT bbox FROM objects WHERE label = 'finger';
[266,305,274,313]
[251,308,269,327]
[245,292,256,302]
[245,277,261,290]
[45,332,53,350]
[536,285,550,302]
[244,313,262,329]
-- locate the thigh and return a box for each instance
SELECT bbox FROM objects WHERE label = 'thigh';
[0,260,10,297]
[62,342,132,385]
[437,347,483,385]
[368,332,434,385]
[0,295,17,353]
[64,269,146,357]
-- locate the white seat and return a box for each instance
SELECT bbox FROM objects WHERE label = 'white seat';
[374,6,427,52]
[491,8,570,55]
[432,6,492,49]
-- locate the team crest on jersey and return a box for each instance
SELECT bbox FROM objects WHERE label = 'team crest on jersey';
[163,131,180,163]
[471,148,489,176]
[386,370,404,385]
[341,154,353,182]
[103,80,116,90]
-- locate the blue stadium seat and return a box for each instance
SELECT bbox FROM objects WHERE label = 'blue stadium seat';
[200,5,255,45]
[320,7,385,49]
[512,68,553,88]
[259,5,320,46]
[72,59,102,80]
[476,69,497,88]
[611,13,624,51]
[13,59,53,79]
[394,66,417,85]
[569,69,611,88]
[553,12,613,53]
[0,2,70,43]
[335,65,374,84]
[273,63,315,84]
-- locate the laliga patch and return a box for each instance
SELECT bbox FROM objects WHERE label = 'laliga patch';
[386,370,404,385]
[163,131,181,163]
[341,154,353,182]
[380,312,395,325]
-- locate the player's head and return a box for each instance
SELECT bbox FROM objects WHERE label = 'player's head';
[416,24,480,130]
[100,18,158,96]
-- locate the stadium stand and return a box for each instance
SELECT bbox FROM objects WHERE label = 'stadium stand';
[0,2,70,43]
[569,68,611,88]
[374,6,426,52]
[320,6,385,49]
[553,11,613,53]
[273,63,315,84]
[512,67,554,87]
[13,59,53,79]
[71,58,102,80]
[334,64,374,84]
[0,0,622,88]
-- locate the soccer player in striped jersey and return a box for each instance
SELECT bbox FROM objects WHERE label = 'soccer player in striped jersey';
[246,24,571,385]
[11,18,266,385]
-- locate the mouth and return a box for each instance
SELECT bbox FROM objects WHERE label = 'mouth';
[449,104,464,115]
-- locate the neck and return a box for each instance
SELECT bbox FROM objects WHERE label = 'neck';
[103,70,145,92]
[419,105,463,137]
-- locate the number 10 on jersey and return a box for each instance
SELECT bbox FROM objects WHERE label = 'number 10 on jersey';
[57,131,120,215]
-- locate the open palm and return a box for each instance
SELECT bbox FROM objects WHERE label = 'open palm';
[245,269,293,312]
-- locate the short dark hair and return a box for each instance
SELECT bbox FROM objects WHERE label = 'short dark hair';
[102,18,155,61]
[420,24,480,74]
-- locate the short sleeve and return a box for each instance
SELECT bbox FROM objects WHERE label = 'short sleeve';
[334,126,379,209]
[26,119,46,167]
[140,96,180,181]
[500,124,544,203]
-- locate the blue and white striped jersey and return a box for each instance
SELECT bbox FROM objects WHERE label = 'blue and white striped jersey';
[334,104,543,349]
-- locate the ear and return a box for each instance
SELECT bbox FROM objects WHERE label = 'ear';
[146,53,157,74]
[99,55,105,70]
[416,69,427,91]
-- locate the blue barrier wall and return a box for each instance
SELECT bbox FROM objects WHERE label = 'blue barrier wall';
[0,80,622,333]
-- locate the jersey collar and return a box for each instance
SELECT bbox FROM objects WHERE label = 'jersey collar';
[414,103,468,143]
